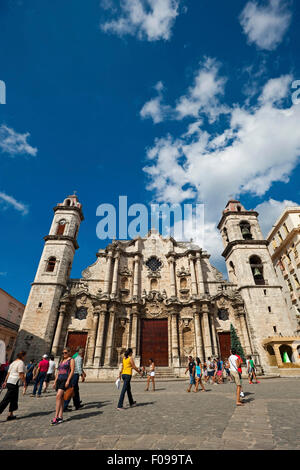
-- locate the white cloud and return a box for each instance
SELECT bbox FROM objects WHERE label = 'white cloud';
[239,0,292,51]
[142,70,300,267]
[140,82,172,123]
[140,58,228,124]
[254,198,299,237]
[0,125,37,157]
[0,191,29,215]
[100,0,181,41]
[0,272,7,276]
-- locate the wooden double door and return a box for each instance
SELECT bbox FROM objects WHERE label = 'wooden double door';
[140,319,168,367]
[66,332,88,357]
[218,332,231,360]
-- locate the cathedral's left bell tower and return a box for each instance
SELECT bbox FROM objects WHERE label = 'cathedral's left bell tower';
[15,194,84,359]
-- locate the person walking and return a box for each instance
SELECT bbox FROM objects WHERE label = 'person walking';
[117,348,142,410]
[228,348,244,406]
[145,358,155,392]
[51,347,75,425]
[246,355,260,384]
[43,355,56,393]
[0,351,27,421]
[236,353,245,398]
[23,359,35,395]
[185,356,196,392]
[31,354,49,398]
[64,347,86,411]
[206,357,216,385]
[0,356,9,388]
[216,357,224,384]
[194,357,206,392]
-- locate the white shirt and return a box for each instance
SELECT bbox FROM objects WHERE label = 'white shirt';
[7,359,26,385]
[228,354,239,373]
[47,359,56,374]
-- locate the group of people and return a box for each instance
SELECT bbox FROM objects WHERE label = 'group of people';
[0,346,86,424]
[0,346,261,422]
[185,351,260,406]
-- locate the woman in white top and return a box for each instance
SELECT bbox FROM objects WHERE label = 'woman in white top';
[145,358,155,392]
[0,351,27,421]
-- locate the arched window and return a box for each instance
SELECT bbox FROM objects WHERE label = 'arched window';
[65,199,71,206]
[240,221,252,240]
[250,255,265,285]
[46,257,56,273]
[56,219,66,235]
[223,227,229,243]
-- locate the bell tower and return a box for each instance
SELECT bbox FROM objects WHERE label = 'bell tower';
[218,200,295,372]
[15,194,84,359]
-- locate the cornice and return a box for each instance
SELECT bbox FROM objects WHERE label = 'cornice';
[217,210,259,230]
[222,239,268,259]
[44,235,79,250]
[53,205,84,221]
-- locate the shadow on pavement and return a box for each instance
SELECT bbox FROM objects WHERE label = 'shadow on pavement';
[66,410,102,421]
[80,400,111,410]
[16,410,54,420]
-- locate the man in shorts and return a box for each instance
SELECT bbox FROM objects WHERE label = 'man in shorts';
[206,357,216,385]
[185,356,196,392]
[228,349,244,406]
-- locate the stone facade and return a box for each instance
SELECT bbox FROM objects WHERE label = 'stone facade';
[14,196,300,378]
[266,206,300,334]
[0,288,24,361]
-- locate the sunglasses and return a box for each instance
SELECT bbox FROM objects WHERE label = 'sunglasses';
[63,351,68,354]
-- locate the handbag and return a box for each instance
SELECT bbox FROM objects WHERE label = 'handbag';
[64,386,74,401]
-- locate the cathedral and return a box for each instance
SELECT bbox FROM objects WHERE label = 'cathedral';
[15,194,300,379]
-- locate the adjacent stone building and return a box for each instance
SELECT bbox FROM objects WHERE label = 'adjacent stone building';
[14,195,300,379]
[266,206,300,334]
[0,288,25,361]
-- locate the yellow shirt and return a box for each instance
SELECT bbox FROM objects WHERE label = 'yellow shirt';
[122,357,132,375]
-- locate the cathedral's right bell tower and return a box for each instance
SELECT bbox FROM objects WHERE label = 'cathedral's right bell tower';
[218,200,295,372]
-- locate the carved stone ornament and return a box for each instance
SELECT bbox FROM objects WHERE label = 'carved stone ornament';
[177,266,190,277]
[82,268,92,279]
[119,267,132,277]
[119,318,128,327]
[181,317,192,328]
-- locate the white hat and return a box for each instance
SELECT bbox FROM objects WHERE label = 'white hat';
[42,354,48,358]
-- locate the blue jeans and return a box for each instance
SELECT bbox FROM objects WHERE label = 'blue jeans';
[117,374,134,408]
[33,372,46,396]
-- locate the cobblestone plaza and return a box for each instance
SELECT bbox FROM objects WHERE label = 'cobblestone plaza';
[0,377,300,451]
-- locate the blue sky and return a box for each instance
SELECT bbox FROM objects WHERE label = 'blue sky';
[0,0,299,304]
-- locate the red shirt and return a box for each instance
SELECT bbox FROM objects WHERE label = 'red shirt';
[39,359,49,373]
[236,355,242,373]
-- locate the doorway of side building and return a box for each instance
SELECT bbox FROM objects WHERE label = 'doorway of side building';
[140,319,168,367]
[218,332,231,360]
[66,331,88,358]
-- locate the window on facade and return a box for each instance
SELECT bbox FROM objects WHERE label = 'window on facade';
[150,278,158,290]
[278,231,283,242]
[272,238,277,249]
[180,277,187,289]
[287,279,293,292]
[240,221,252,240]
[38,302,43,308]
[283,223,289,234]
[56,219,66,235]
[293,274,300,289]
[46,257,56,272]
[250,255,265,285]
[268,306,272,312]
[146,256,162,272]
[223,228,229,243]
[75,307,87,320]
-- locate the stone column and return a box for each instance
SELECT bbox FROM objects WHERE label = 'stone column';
[131,312,138,356]
[240,312,252,356]
[93,308,107,366]
[171,312,179,366]
[104,309,116,366]
[111,253,120,298]
[202,305,212,359]
[273,344,283,367]
[196,253,204,295]
[52,304,66,355]
[169,256,176,298]
[210,313,218,356]
[133,255,140,300]
[86,307,100,366]
[103,251,113,296]
[189,255,198,297]
[194,311,204,362]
